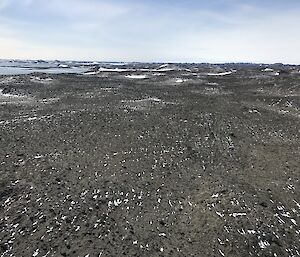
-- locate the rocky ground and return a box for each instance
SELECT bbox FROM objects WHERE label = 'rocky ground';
[0,63,299,257]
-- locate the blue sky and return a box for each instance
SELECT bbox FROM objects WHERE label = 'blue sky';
[0,0,300,63]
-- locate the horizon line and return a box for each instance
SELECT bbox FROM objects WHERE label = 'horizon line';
[1,58,300,66]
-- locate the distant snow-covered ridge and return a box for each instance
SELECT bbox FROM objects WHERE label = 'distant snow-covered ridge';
[84,64,183,75]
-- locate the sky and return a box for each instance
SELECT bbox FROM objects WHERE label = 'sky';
[0,0,300,63]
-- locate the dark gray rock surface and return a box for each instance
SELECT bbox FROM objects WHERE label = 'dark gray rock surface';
[0,64,299,256]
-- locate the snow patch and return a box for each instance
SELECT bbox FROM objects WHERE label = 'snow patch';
[125,74,147,79]
[123,97,162,103]
[263,68,274,72]
[0,89,25,98]
[258,240,270,249]
[156,67,174,72]
[0,76,16,84]
[175,78,185,83]
[33,249,39,257]
[99,67,131,72]
[31,76,53,83]
[158,64,169,69]
[230,213,247,218]
[58,64,69,68]
[207,71,235,76]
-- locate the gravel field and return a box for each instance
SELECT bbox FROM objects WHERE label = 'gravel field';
[0,63,299,257]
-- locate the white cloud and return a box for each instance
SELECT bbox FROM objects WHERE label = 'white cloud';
[142,11,300,63]
[0,0,12,9]
[37,0,130,19]
[0,0,35,9]
[0,1,299,63]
